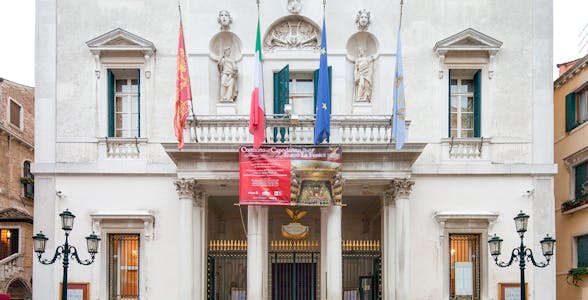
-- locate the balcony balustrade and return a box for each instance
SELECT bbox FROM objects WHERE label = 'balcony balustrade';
[186,114,400,145]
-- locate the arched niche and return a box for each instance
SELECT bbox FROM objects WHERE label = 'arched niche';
[209,31,242,62]
[346,31,379,61]
[263,15,321,51]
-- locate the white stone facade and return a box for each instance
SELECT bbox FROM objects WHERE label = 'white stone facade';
[33,0,555,299]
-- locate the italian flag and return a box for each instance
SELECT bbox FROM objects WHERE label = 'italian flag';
[249,19,265,148]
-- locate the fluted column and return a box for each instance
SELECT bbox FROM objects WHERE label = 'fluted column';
[175,178,196,300]
[381,187,397,300]
[247,205,268,299]
[392,178,414,300]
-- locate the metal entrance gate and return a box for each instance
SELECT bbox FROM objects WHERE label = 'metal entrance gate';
[207,240,381,300]
[269,240,320,300]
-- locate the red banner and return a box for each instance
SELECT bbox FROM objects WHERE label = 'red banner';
[239,146,342,206]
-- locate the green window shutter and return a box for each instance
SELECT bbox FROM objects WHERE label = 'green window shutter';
[313,66,332,113]
[448,70,452,137]
[273,65,289,142]
[575,161,588,199]
[273,65,289,114]
[137,69,141,137]
[473,70,481,137]
[566,92,577,132]
[578,234,588,267]
[107,69,115,137]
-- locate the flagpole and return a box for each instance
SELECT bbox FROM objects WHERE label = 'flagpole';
[399,0,404,30]
[178,2,198,142]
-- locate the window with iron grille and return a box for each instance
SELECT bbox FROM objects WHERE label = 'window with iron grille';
[109,234,139,300]
[449,233,480,300]
[0,229,19,260]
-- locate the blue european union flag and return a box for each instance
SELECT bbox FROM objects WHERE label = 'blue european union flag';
[314,17,330,145]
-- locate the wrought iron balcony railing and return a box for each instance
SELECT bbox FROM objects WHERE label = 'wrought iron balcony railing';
[186,114,399,145]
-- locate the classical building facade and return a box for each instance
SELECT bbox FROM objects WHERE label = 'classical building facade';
[34,0,556,299]
[554,53,588,299]
[0,78,34,299]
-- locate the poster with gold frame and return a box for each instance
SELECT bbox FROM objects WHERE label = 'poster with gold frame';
[239,146,342,206]
[499,283,527,300]
[59,282,89,300]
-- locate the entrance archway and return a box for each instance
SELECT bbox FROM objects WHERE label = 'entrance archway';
[5,278,31,300]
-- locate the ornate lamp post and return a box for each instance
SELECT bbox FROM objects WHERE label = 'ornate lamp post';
[32,209,101,300]
[488,211,556,300]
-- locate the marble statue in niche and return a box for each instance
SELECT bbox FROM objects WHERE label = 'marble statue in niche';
[217,47,238,102]
[287,0,302,14]
[217,10,233,31]
[265,19,319,50]
[353,46,375,102]
[355,9,371,31]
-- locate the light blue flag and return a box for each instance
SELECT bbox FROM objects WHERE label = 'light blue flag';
[314,16,330,145]
[392,28,406,150]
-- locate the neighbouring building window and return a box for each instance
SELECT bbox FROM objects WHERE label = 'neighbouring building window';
[8,99,22,129]
[109,234,140,300]
[574,161,588,200]
[449,233,480,300]
[449,70,481,138]
[108,69,140,138]
[565,85,588,132]
[577,234,588,267]
[22,160,34,198]
[0,229,19,260]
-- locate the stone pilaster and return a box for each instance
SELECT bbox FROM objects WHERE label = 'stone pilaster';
[390,178,414,300]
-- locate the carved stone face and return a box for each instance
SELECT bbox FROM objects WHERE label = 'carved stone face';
[217,10,232,29]
[355,9,371,30]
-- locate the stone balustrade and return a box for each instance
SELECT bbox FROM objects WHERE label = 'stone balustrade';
[0,254,23,282]
[187,114,400,145]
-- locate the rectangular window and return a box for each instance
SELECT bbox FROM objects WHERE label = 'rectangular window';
[449,70,481,138]
[108,69,140,138]
[577,234,588,267]
[289,72,314,115]
[449,233,480,300]
[0,229,19,260]
[574,161,588,200]
[109,234,139,300]
[9,99,22,129]
[577,88,588,125]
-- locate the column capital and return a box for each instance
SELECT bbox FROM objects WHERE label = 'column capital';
[193,190,207,207]
[174,178,198,199]
[383,187,397,206]
[389,178,415,200]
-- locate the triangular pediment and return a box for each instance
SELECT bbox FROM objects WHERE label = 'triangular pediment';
[86,28,156,56]
[434,28,502,54]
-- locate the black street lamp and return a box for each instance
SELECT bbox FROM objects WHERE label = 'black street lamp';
[32,209,101,300]
[488,211,556,300]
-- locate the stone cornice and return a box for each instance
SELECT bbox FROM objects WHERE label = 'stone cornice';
[554,52,588,89]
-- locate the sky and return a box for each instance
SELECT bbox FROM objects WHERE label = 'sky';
[0,1,586,87]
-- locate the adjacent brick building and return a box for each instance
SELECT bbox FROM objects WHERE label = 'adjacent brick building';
[0,78,34,300]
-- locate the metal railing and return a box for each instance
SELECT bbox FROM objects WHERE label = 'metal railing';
[207,240,382,300]
[187,115,396,145]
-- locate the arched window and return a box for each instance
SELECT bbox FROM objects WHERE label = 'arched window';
[22,161,33,198]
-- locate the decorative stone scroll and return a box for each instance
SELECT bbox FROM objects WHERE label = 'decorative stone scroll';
[264,16,320,50]
[287,0,302,14]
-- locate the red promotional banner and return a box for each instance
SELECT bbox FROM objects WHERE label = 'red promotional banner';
[239,146,343,206]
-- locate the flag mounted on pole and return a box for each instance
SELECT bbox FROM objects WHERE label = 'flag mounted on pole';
[314,16,330,146]
[392,27,406,150]
[174,19,192,150]
[249,18,265,148]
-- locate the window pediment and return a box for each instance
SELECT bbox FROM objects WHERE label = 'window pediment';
[86,28,156,57]
[433,28,502,56]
